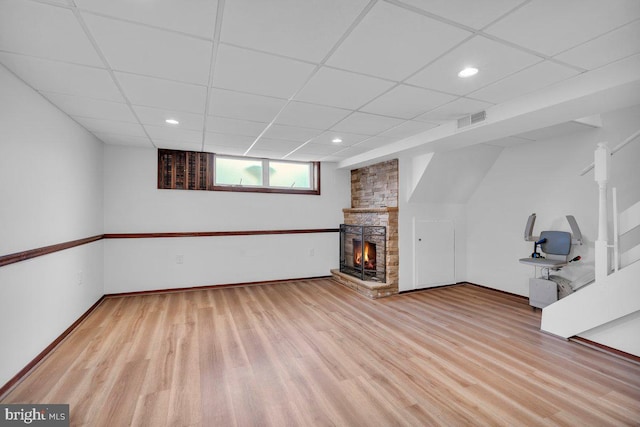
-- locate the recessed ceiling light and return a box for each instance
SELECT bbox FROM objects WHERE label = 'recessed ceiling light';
[332,138,343,144]
[458,67,478,78]
[165,119,179,125]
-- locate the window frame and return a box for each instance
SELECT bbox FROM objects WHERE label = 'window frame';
[157,149,320,195]
[212,154,320,195]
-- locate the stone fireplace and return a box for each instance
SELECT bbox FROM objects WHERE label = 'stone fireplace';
[331,159,399,298]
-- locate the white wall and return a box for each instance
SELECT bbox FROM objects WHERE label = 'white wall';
[103,145,350,293]
[398,155,468,291]
[467,104,640,296]
[0,65,104,387]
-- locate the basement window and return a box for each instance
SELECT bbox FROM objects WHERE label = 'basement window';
[158,149,320,195]
[214,155,319,194]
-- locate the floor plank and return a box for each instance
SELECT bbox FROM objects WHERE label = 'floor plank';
[2,280,639,426]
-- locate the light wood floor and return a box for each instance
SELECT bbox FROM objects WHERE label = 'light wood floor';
[2,279,639,426]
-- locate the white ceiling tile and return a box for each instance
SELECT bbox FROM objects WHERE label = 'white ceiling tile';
[245,148,289,159]
[75,0,218,39]
[554,20,640,70]
[326,1,471,81]
[73,116,146,136]
[293,143,344,155]
[356,135,398,149]
[286,152,328,162]
[93,132,152,147]
[144,124,202,144]
[82,14,212,85]
[220,0,369,62]
[115,72,207,113]
[133,105,204,130]
[204,132,255,149]
[361,85,456,119]
[484,0,640,56]
[209,88,286,122]
[470,60,580,104]
[203,144,247,156]
[262,124,323,143]
[294,67,395,110]
[0,0,103,66]
[275,102,352,130]
[416,97,493,122]
[153,140,203,151]
[251,138,302,154]
[0,53,123,101]
[380,120,439,139]
[206,116,268,137]
[330,112,405,135]
[407,36,542,96]
[308,131,370,146]
[398,0,527,29]
[213,44,316,99]
[42,92,137,122]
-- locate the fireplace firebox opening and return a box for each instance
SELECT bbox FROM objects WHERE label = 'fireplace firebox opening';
[353,239,376,270]
[340,224,386,282]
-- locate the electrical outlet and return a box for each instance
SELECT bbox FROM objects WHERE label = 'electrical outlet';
[77,270,83,286]
[176,255,184,264]
[309,248,315,257]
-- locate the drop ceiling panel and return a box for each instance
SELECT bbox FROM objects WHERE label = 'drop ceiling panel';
[82,14,212,85]
[204,132,255,149]
[213,44,316,99]
[326,1,471,81]
[275,102,352,130]
[0,53,124,101]
[293,143,344,155]
[203,144,247,156]
[397,0,527,29]
[144,124,202,144]
[250,138,301,154]
[380,120,439,139]
[330,112,405,135]
[75,0,218,39]
[220,0,369,62]
[287,152,325,162]
[360,84,456,119]
[209,89,286,123]
[0,0,103,66]
[262,124,323,143]
[133,105,204,131]
[407,36,542,96]
[484,0,640,56]
[115,72,207,113]
[356,135,398,149]
[554,20,640,70]
[206,116,268,137]
[416,97,493,122]
[42,92,137,122]
[308,131,370,146]
[470,60,580,104]
[294,67,395,110]
[73,116,146,136]
[93,132,152,147]
[154,140,203,151]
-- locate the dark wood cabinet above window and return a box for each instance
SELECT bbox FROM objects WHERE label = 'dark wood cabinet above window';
[157,149,213,190]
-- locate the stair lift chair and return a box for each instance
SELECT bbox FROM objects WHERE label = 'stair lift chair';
[519,214,583,309]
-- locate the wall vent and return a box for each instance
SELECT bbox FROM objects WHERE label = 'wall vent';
[457,110,487,129]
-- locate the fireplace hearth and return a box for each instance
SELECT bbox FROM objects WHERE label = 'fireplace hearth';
[340,224,386,282]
